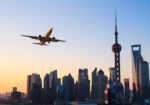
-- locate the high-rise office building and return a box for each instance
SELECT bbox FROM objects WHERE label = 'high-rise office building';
[56,86,65,105]
[74,81,78,101]
[131,45,141,100]
[63,73,74,102]
[49,70,57,102]
[124,78,130,102]
[49,70,57,88]
[30,73,42,104]
[30,73,42,93]
[42,73,51,104]
[91,69,108,103]
[27,75,31,94]
[44,73,49,89]
[78,68,90,101]
[30,73,42,85]
[139,59,149,101]
[97,70,108,104]
[131,45,149,102]
[109,67,116,82]
[57,78,61,87]
[91,68,98,100]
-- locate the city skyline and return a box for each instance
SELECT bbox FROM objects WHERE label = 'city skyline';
[0,0,150,93]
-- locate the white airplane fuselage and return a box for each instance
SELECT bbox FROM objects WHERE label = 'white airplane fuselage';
[40,27,53,45]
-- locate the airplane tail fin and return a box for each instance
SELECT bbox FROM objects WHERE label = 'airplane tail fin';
[32,43,48,46]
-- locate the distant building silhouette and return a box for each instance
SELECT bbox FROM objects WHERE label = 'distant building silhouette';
[78,68,90,101]
[74,81,78,101]
[91,68,108,104]
[11,87,21,103]
[55,86,65,105]
[30,73,42,104]
[44,73,49,89]
[109,67,116,82]
[124,78,130,103]
[27,75,31,94]
[91,68,98,101]
[97,69,108,104]
[63,73,75,102]
[57,78,61,87]
[49,70,57,103]
[42,73,51,104]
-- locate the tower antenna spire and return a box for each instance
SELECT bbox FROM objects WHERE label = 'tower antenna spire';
[114,9,118,43]
[115,9,117,32]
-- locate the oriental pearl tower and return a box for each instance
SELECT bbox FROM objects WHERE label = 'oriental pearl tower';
[112,11,122,82]
[112,11,123,104]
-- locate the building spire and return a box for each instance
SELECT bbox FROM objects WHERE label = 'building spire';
[115,9,117,32]
[115,9,118,43]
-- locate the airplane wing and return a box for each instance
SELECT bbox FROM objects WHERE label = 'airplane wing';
[47,37,66,42]
[33,43,48,46]
[54,39,66,42]
[21,35,39,40]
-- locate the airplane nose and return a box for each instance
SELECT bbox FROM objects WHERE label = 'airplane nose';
[50,27,53,33]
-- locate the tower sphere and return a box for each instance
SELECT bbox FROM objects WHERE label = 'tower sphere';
[112,43,121,52]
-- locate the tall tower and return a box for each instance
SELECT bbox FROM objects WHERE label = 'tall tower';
[131,45,141,100]
[111,11,124,105]
[112,11,122,82]
[131,45,150,101]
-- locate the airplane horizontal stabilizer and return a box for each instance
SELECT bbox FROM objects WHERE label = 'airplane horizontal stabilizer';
[32,43,48,46]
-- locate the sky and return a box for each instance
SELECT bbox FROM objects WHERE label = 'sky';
[0,0,150,93]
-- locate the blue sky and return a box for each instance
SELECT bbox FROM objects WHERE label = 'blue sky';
[0,0,150,93]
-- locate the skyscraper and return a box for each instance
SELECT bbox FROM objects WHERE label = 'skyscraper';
[109,67,116,82]
[62,73,74,102]
[27,75,31,94]
[131,45,141,100]
[91,68,108,104]
[56,86,65,105]
[42,73,51,104]
[49,70,57,102]
[30,73,42,91]
[91,68,98,101]
[139,58,149,101]
[57,78,61,87]
[124,79,130,103]
[44,73,49,89]
[131,45,149,102]
[97,70,108,104]
[30,73,42,104]
[74,81,78,101]
[78,68,90,101]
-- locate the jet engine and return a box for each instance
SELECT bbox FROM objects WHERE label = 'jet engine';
[52,37,55,40]
[39,35,42,40]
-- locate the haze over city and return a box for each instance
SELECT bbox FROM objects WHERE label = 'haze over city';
[0,0,150,95]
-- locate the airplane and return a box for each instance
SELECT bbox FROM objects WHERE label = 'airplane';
[21,27,66,46]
